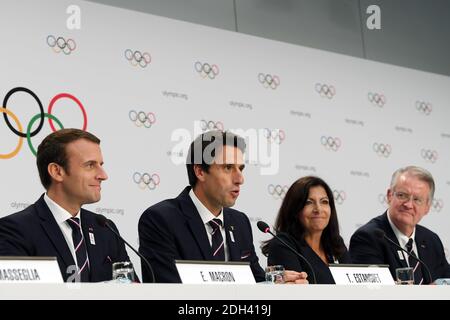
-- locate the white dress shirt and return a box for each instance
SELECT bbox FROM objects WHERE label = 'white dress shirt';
[43,193,82,267]
[387,210,420,266]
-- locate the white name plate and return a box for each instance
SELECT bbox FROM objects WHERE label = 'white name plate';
[176,260,256,284]
[330,264,395,285]
[0,257,63,283]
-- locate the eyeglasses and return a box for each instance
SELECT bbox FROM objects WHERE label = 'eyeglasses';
[393,191,427,206]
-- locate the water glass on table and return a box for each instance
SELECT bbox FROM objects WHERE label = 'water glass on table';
[112,261,135,283]
[396,267,414,285]
[265,265,285,284]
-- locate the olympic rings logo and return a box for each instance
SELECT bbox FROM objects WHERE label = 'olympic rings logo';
[132,172,160,190]
[333,190,346,205]
[194,62,219,79]
[373,143,391,157]
[320,136,341,151]
[431,199,444,212]
[200,120,224,132]
[129,110,156,128]
[315,83,336,99]
[415,101,432,115]
[46,35,77,55]
[368,92,386,107]
[1,87,87,159]
[124,49,151,68]
[263,128,285,144]
[421,149,438,163]
[378,194,387,205]
[258,73,280,89]
[267,184,288,200]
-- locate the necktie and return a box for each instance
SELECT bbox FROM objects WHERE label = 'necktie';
[406,238,424,285]
[67,217,90,282]
[208,218,225,260]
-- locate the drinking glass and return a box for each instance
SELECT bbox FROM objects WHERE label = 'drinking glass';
[396,267,414,285]
[112,261,135,283]
[265,265,285,284]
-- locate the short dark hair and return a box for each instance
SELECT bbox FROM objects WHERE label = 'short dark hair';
[37,128,101,189]
[186,130,246,187]
[262,176,346,259]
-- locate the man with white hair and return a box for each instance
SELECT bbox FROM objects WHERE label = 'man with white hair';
[350,166,450,284]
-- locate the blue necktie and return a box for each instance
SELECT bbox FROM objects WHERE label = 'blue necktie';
[208,219,225,261]
[67,217,90,282]
[406,238,424,285]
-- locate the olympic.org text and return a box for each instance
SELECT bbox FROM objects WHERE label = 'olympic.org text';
[170,122,280,175]
[95,207,125,216]
[10,202,31,210]
[162,90,188,100]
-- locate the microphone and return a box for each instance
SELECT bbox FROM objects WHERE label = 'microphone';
[96,214,155,283]
[257,220,317,284]
[374,228,432,284]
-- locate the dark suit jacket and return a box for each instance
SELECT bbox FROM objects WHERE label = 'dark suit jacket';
[0,195,130,282]
[138,186,265,283]
[349,211,450,283]
[267,232,352,284]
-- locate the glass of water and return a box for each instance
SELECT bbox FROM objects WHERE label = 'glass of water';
[396,267,414,285]
[112,261,135,283]
[265,265,285,284]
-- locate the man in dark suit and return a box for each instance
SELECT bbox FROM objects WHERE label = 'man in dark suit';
[350,166,450,284]
[138,130,308,283]
[0,129,130,282]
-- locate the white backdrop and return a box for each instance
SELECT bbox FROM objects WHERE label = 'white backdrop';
[1,0,449,278]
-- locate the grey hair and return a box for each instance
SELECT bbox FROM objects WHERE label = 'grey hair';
[390,166,435,201]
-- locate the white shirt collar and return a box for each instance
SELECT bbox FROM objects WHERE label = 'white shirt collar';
[387,209,416,249]
[44,193,81,225]
[189,189,224,226]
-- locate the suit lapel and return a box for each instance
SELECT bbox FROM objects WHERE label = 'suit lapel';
[224,210,239,261]
[178,188,213,260]
[35,196,75,270]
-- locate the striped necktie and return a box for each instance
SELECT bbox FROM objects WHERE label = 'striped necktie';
[406,238,424,285]
[208,218,225,260]
[67,217,90,282]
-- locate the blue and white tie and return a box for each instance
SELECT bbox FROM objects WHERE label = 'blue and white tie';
[208,219,225,261]
[67,217,90,282]
[406,238,424,285]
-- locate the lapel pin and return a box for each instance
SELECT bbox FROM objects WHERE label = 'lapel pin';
[229,230,235,243]
[89,232,96,245]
